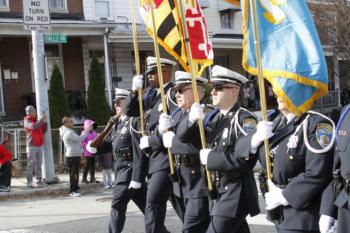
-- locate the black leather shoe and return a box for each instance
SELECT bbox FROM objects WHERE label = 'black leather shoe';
[82,179,89,184]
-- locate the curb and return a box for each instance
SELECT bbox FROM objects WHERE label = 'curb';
[0,183,104,202]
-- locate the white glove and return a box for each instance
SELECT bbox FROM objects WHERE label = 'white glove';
[128,181,142,190]
[200,149,211,165]
[139,136,150,150]
[86,140,97,154]
[319,215,335,233]
[163,131,175,148]
[265,180,289,210]
[250,121,274,153]
[132,75,143,91]
[189,103,204,123]
[158,113,173,134]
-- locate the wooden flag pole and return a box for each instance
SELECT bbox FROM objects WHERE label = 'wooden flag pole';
[176,0,213,193]
[249,0,272,180]
[147,0,176,176]
[130,0,145,136]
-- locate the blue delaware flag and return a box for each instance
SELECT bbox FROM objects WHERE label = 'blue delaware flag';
[241,0,328,116]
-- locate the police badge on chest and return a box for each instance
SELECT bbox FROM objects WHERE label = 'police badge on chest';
[287,135,299,149]
[222,128,229,139]
[121,127,127,135]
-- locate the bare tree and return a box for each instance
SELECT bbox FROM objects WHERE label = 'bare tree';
[311,0,350,60]
[310,0,350,104]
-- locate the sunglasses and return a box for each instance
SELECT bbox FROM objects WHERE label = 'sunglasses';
[212,85,238,92]
[176,86,192,94]
[147,70,157,76]
[114,100,124,105]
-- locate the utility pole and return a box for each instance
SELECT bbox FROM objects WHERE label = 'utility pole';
[103,28,113,108]
[32,31,57,183]
[24,0,58,183]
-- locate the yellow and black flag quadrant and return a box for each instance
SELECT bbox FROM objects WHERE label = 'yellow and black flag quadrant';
[139,0,213,75]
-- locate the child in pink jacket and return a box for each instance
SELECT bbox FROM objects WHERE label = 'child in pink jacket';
[81,119,98,183]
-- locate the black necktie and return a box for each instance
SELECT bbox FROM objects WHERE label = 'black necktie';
[218,112,224,122]
[277,116,287,131]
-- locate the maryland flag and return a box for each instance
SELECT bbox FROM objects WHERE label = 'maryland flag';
[139,0,213,75]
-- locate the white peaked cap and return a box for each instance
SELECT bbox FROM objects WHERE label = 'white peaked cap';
[175,71,208,86]
[211,65,248,86]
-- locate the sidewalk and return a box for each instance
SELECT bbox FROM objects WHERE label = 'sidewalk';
[0,172,106,201]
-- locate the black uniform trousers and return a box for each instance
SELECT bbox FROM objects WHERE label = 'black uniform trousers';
[337,204,350,233]
[182,197,209,233]
[108,183,147,233]
[206,192,250,233]
[145,169,174,233]
[276,228,319,233]
[0,162,12,186]
[169,190,186,223]
[67,157,80,193]
[206,216,249,233]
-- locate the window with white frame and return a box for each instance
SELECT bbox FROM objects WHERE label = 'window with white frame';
[95,0,110,18]
[49,0,67,12]
[220,10,233,29]
[0,0,9,9]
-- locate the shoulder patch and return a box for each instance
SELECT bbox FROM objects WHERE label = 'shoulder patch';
[316,123,333,148]
[242,118,257,134]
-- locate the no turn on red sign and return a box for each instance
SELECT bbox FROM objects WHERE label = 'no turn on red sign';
[23,0,51,31]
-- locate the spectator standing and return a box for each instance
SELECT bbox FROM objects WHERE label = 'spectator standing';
[59,116,92,197]
[97,146,113,189]
[81,119,98,184]
[0,135,12,192]
[23,105,47,188]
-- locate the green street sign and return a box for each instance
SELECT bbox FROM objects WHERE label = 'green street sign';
[44,33,67,44]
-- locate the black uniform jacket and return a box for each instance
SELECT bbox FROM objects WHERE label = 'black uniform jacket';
[125,83,177,175]
[177,106,260,218]
[96,116,146,185]
[320,104,350,233]
[238,110,334,231]
[170,109,208,199]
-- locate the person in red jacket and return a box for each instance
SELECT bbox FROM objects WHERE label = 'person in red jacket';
[23,105,47,188]
[0,135,12,192]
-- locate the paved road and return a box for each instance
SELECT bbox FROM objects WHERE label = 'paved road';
[0,190,276,233]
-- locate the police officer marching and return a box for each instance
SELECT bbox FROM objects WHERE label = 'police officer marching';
[319,104,350,233]
[158,71,210,233]
[88,88,148,233]
[238,94,335,233]
[177,65,260,233]
[126,56,184,233]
